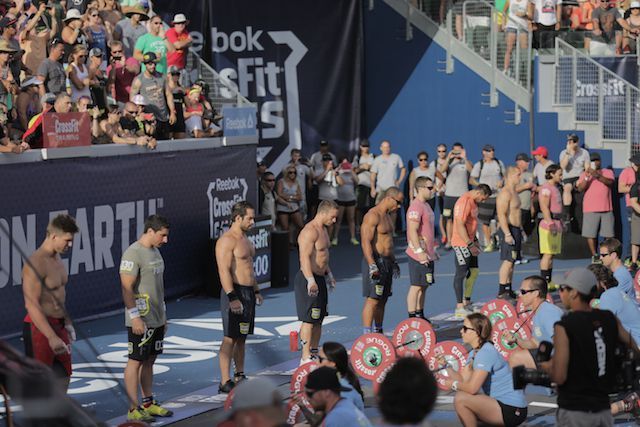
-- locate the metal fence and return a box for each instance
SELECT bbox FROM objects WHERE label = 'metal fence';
[552,38,640,156]
[410,0,532,91]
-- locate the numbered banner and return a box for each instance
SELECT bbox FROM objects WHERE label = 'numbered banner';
[248,216,271,286]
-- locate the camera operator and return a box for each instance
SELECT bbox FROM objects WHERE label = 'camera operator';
[588,263,640,416]
[540,267,640,425]
[506,275,564,369]
[441,313,528,427]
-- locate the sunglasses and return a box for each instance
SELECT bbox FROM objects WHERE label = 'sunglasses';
[599,252,611,258]
[288,171,296,175]
[460,325,476,333]
[418,158,428,161]
[417,185,434,190]
[438,150,447,153]
[393,198,402,207]
[519,288,538,295]
[90,14,99,17]
[111,50,123,54]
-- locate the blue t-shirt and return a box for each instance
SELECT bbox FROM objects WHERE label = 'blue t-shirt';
[614,266,635,299]
[599,288,640,344]
[469,343,527,408]
[323,398,371,427]
[339,377,364,412]
[532,301,564,343]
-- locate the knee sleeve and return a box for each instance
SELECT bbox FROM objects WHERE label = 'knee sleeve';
[464,268,479,299]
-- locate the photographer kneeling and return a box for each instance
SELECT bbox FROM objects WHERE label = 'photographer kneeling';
[507,275,564,369]
[540,267,640,425]
[441,313,528,427]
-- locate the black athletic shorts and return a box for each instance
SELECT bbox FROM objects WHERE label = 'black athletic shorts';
[436,195,444,214]
[356,185,373,211]
[154,120,170,140]
[294,271,328,324]
[408,257,435,287]
[453,246,479,269]
[562,176,579,186]
[337,200,356,207]
[498,401,527,427]
[221,284,256,338]
[477,197,497,225]
[361,255,394,300]
[443,196,459,218]
[498,224,523,262]
[128,325,165,361]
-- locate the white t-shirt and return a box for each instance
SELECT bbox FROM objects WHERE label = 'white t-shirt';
[353,153,375,187]
[530,0,562,26]
[371,153,404,191]
[533,159,555,185]
[559,147,590,179]
[507,0,530,28]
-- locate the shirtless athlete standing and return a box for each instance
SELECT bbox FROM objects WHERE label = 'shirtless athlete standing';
[496,166,523,299]
[361,187,403,334]
[216,201,264,392]
[295,200,339,364]
[22,214,79,391]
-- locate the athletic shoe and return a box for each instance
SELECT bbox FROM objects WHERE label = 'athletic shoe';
[444,243,452,251]
[300,355,317,365]
[497,290,517,301]
[441,236,448,245]
[351,237,360,245]
[453,307,468,320]
[218,379,235,394]
[144,401,173,417]
[483,242,496,252]
[591,255,601,264]
[514,259,529,265]
[547,281,559,292]
[127,408,155,423]
[625,257,634,268]
[234,373,248,383]
[622,391,640,414]
[331,238,338,246]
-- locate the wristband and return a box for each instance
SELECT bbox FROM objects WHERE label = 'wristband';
[466,241,474,247]
[226,291,239,301]
[254,289,261,295]
[413,247,424,254]
[451,380,459,391]
[128,307,140,319]
[505,233,512,237]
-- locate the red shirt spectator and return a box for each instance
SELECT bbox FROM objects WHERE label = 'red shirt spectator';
[107,55,139,104]
[165,14,192,70]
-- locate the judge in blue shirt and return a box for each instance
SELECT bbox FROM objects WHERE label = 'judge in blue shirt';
[599,238,636,300]
[441,313,528,427]
[506,275,564,369]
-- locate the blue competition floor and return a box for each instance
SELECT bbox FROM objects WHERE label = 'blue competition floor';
[2,232,639,425]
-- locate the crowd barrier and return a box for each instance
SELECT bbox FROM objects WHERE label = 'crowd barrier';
[0,137,257,337]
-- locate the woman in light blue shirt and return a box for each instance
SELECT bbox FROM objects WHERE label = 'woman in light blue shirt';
[441,313,528,426]
[319,342,365,411]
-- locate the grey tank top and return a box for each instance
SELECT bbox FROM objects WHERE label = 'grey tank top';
[278,179,300,213]
[138,72,169,121]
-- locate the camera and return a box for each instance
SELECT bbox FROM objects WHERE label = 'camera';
[615,345,640,393]
[512,341,553,390]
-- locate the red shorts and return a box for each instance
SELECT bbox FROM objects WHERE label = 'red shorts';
[23,314,72,377]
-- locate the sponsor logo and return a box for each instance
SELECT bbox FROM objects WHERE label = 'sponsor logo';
[575,78,625,98]
[206,177,249,239]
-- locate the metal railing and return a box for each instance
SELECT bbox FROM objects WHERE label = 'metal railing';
[552,38,640,156]
[407,0,532,92]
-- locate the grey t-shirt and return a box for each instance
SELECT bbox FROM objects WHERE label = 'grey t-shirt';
[444,158,469,197]
[560,148,590,179]
[309,151,337,174]
[353,153,374,187]
[316,169,338,200]
[114,18,148,58]
[137,72,169,121]
[120,241,166,328]
[591,8,621,44]
[519,170,534,210]
[371,153,404,191]
[337,170,356,202]
[470,159,505,194]
[533,160,555,185]
[37,59,66,94]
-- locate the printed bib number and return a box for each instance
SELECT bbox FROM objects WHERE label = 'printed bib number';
[239,322,250,335]
[135,294,150,316]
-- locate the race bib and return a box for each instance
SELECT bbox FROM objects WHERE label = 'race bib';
[426,273,434,284]
[311,308,321,319]
[375,284,384,296]
[443,208,452,217]
[239,322,250,335]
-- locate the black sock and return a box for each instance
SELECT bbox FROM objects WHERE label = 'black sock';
[541,269,552,283]
[416,309,424,317]
[562,205,571,220]
[499,284,508,294]
[142,395,153,407]
[408,311,416,318]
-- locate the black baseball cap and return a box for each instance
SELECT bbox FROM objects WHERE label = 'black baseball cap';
[515,153,530,162]
[305,367,351,393]
[590,152,601,161]
[482,144,495,151]
[320,140,329,146]
[567,133,580,142]
[322,153,333,161]
[360,139,370,147]
[630,153,640,165]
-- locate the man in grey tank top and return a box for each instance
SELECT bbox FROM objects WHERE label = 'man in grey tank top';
[120,215,173,423]
[130,52,176,141]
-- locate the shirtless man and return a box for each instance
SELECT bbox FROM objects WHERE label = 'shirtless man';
[216,201,264,392]
[22,214,79,391]
[361,187,403,334]
[92,104,156,147]
[496,166,523,300]
[295,200,338,364]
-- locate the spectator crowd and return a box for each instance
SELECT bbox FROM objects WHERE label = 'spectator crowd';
[0,0,222,154]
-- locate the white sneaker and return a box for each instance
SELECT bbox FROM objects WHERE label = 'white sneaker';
[453,307,468,320]
[514,259,530,265]
[300,356,313,366]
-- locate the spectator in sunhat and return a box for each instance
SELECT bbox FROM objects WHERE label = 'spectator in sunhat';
[165,14,192,72]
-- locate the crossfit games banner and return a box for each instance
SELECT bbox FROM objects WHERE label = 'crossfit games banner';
[154,0,364,173]
[574,56,638,140]
[0,145,256,337]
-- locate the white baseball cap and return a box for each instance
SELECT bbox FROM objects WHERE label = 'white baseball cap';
[132,94,147,106]
[172,13,188,24]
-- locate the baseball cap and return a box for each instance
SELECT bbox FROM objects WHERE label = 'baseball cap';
[322,153,333,161]
[125,57,140,68]
[63,8,82,22]
[89,47,103,57]
[531,146,548,157]
[590,152,601,161]
[167,65,180,75]
[360,139,370,147]
[132,94,147,106]
[0,16,17,28]
[320,140,329,146]
[560,267,597,296]
[172,13,188,25]
[231,378,282,412]
[142,52,158,64]
[305,367,351,393]
[20,76,42,89]
[482,144,495,151]
[42,93,56,105]
[631,1,640,8]
[515,153,530,162]
[567,133,580,142]
[49,37,63,47]
[630,153,640,165]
